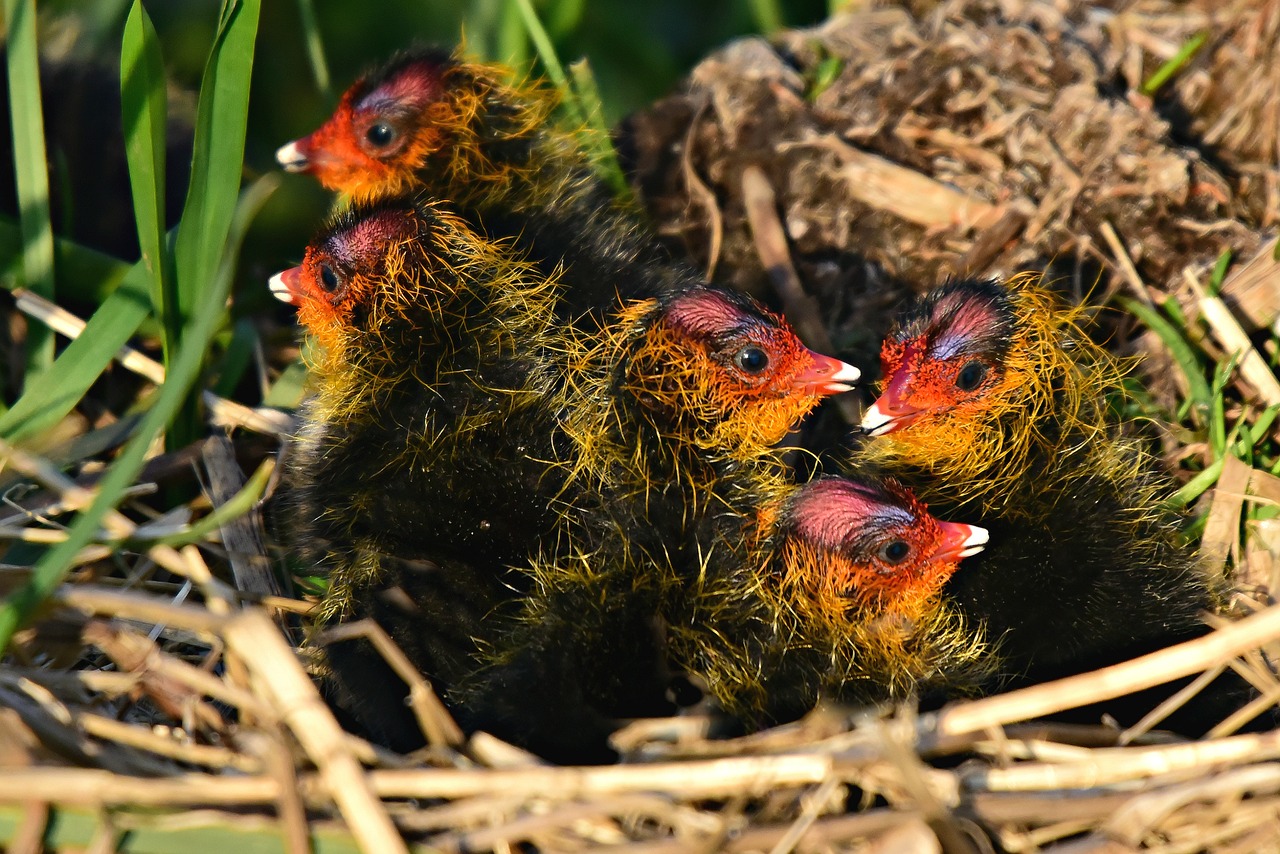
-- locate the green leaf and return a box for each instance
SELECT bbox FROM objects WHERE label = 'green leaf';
[263,354,310,409]
[294,0,331,96]
[1208,248,1232,297]
[747,0,784,33]
[0,176,277,655]
[807,54,844,101]
[3,0,56,374]
[1120,296,1212,424]
[0,264,152,443]
[1141,32,1208,97]
[121,0,173,361]
[568,58,632,203]
[211,317,259,399]
[168,0,262,447]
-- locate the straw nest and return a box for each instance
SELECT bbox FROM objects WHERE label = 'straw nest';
[3,0,1280,851]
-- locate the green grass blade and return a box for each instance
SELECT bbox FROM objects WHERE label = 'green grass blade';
[807,55,844,101]
[545,0,585,37]
[1141,32,1208,96]
[1208,353,1241,458]
[151,458,272,548]
[294,0,331,96]
[1208,248,1232,296]
[263,354,309,409]
[1252,405,1280,446]
[3,0,56,374]
[120,0,172,361]
[568,58,631,202]
[211,317,257,398]
[0,176,277,655]
[0,264,152,443]
[747,0,784,33]
[169,0,262,447]
[512,0,585,127]
[462,0,526,66]
[1165,457,1224,509]
[507,2,632,203]
[1120,296,1212,423]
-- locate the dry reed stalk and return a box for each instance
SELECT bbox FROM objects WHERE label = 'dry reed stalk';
[680,100,722,281]
[317,620,464,748]
[1200,455,1254,571]
[199,436,286,602]
[55,586,227,638]
[1101,763,1280,847]
[74,711,258,772]
[368,753,840,801]
[221,609,408,854]
[618,810,917,854]
[10,289,165,385]
[0,768,280,806]
[964,729,1280,792]
[1188,267,1280,408]
[925,605,1280,738]
[10,289,292,437]
[1212,236,1280,332]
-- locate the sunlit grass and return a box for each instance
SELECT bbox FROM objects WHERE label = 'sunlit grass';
[0,0,267,653]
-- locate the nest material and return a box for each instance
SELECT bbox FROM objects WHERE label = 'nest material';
[3,0,1280,851]
[623,0,1279,367]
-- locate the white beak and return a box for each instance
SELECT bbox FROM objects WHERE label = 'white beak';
[276,140,309,172]
[269,271,298,305]
[861,400,894,435]
[959,525,989,558]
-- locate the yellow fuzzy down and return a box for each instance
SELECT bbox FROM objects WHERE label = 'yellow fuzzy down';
[296,203,578,632]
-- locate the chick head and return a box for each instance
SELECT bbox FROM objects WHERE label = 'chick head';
[277,49,551,204]
[617,287,859,459]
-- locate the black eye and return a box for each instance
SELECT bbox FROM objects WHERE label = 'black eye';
[878,539,911,565]
[318,264,341,293]
[955,360,988,392]
[734,345,770,374]
[365,122,396,148]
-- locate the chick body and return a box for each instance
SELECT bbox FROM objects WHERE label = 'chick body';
[854,276,1236,729]
[272,197,575,749]
[457,286,860,760]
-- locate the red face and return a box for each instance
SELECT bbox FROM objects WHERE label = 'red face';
[276,54,452,201]
[862,282,1013,437]
[268,206,418,352]
[629,289,859,451]
[662,289,860,398]
[783,477,987,615]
